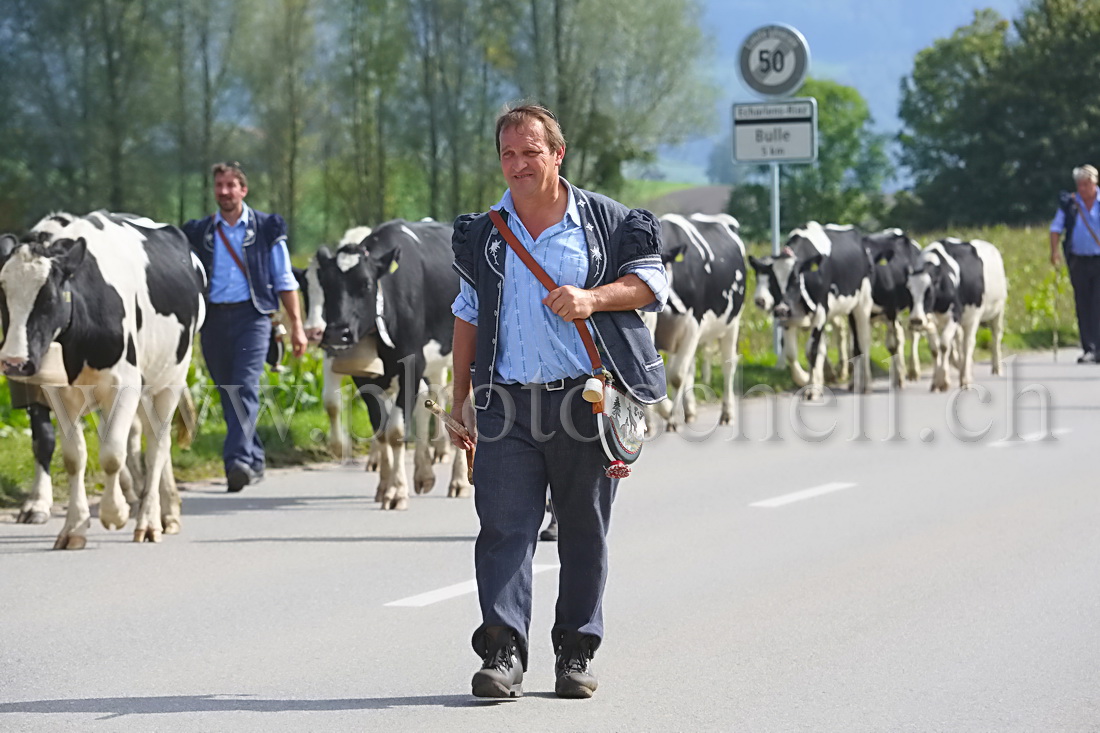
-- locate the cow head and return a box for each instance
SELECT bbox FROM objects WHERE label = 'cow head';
[748,255,779,312]
[774,251,826,324]
[0,235,85,377]
[907,246,956,330]
[315,236,400,351]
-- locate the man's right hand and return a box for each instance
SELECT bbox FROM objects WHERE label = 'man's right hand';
[1052,250,1062,268]
[448,394,477,451]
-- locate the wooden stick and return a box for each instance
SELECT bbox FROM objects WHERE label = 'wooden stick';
[424,399,474,483]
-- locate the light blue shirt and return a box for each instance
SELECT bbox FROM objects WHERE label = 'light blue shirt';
[1051,195,1100,256]
[210,202,299,304]
[452,186,667,384]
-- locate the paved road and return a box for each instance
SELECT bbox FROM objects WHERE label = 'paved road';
[1,350,1098,731]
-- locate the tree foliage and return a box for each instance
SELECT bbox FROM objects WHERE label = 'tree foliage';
[0,0,716,249]
[898,1,1100,228]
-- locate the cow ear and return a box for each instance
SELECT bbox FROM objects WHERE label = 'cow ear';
[800,254,824,272]
[0,234,16,265]
[53,237,87,278]
[369,240,401,279]
[748,255,762,271]
[316,246,332,261]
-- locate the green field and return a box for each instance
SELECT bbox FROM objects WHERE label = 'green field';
[0,219,1075,510]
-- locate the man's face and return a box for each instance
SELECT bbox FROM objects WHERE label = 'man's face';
[214,172,247,214]
[499,120,564,198]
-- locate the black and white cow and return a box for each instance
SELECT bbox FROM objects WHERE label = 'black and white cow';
[0,211,205,548]
[652,213,746,428]
[752,222,873,401]
[749,254,852,385]
[315,219,467,510]
[11,213,190,527]
[863,228,924,387]
[907,238,1007,391]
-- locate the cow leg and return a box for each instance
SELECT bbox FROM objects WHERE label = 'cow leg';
[413,382,437,495]
[805,325,827,402]
[834,318,851,383]
[160,460,181,535]
[853,288,874,394]
[119,415,143,508]
[96,384,140,534]
[354,375,390,495]
[883,315,901,388]
[906,322,922,382]
[719,316,741,425]
[933,317,957,392]
[449,447,472,498]
[990,310,1005,376]
[322,354,349,460]
[17,403,54,524]
[423,360,452,465]
[48,385,104,550]
[381,406,409,511]
[784,325,810,387]
[664,320,702,431]
[959,312,981,388]
[133,387,183,543]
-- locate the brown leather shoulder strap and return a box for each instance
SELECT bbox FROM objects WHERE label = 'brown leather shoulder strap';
[215,219,249,278]
[488,209,603,374]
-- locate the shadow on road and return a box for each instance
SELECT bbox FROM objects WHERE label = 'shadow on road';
[0,693,511,717]
[180,493,370,516]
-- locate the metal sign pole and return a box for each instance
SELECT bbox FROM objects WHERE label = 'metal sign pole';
[771,161,784,365]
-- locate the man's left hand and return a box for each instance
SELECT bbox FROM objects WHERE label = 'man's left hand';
[543,285,596,322]
[290,325,308,358]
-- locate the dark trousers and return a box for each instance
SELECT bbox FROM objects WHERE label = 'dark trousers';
[200,303,270,472]
[471,380,617,669]
[1069,255,1100,354]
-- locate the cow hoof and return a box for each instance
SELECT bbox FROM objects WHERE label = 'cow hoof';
[373,486,386,502]
[17,509,49,524]
[907,371,920,382]
[53,534,87,551]
[803,390,823,402]
[449,481,472,498]
[383,496,409,511]
[99,504,131,531]
[666,422,680,433]
[162,519,181,535]
[133,528,162,543]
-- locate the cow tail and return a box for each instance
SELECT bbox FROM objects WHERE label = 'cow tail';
[174,387,197,450]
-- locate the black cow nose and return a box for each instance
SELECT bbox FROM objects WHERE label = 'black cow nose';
[775,304,790,318]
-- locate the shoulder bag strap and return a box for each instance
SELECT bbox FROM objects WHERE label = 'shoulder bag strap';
[488,208,604,375]
[215,219,250,278]
[1075,197,1100,249]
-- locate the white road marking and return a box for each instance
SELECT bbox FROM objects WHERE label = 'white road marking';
[750,482,857,509]
[385,564,560,608]
[988,428,1071,448]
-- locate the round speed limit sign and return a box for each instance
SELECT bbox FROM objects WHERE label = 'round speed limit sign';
[738,24,810,98]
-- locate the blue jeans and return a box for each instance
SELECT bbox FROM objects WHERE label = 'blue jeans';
[471,380,617,669]
[201,302,270,473]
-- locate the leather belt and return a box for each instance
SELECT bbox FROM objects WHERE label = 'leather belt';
[209,300,252,309]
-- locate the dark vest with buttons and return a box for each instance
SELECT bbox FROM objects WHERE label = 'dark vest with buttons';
[183,208,286,314]
[452,181,667,411]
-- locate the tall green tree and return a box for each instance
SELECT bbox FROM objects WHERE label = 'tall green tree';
[898,1,1100,228]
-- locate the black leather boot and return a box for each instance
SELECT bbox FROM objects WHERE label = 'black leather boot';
[472,626,523,698]
[554,630,598,699]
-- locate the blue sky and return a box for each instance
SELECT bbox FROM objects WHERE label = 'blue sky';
[662,0,1026,181]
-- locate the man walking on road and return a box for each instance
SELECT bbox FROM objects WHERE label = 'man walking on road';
[1051,164,1100,363]
[447,104,668,699]
[184,162,308,492]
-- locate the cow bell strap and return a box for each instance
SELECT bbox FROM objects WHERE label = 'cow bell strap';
[215,219,250,279]
[488,208,604,375]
